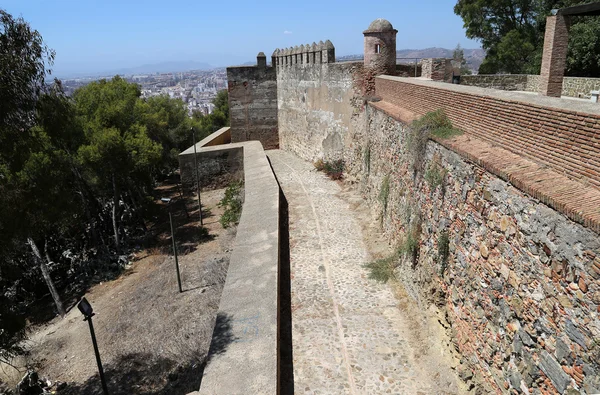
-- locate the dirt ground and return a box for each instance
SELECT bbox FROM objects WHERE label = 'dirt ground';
[5,186,235,394]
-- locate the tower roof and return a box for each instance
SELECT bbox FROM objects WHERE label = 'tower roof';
[364,18,396,33]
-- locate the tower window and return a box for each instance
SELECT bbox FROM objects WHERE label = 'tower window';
[375,44,381,54]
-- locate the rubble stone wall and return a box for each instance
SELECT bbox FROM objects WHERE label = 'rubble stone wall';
[342,105,600,394]
[274,42,600,394]
[462,74,600,99]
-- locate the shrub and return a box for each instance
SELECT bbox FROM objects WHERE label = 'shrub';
[314,159,344,180]
[365,253,398,283]
[431,127,462,139]
[218,181,243,228]
[407,109,462,177]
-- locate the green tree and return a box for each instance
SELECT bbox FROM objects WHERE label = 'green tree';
[136,95,191,170]
[74,77,161,252]
[454,0,600,76]
[452,44,472,75]
[0,9,71,359]
[190,89,230,139]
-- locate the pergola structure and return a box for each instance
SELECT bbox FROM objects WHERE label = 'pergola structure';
[539,2,600,97]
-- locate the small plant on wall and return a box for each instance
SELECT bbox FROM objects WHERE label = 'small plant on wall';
[363,143,371,175]
[406,109,462,179]
[438,230,450,276]
[425,159,447,194]
[379,174,390,218]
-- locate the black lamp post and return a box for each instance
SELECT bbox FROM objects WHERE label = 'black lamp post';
[162,197,182,293]
[191,128,203,226]
[77,297,109,395]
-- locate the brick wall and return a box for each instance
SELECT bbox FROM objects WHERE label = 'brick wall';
[375,76,600,189]
[540,15,570,97]
[227,63,279,149]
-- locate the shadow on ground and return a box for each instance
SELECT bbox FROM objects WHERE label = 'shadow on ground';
[268,155,294,395]
[61,314,235,395]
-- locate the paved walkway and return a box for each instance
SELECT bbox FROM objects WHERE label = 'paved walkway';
[268,150,463,395]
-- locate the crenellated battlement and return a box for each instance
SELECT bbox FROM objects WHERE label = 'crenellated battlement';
[273,40,336,67]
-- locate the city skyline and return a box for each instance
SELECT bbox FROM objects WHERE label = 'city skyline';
[3,0,480,77]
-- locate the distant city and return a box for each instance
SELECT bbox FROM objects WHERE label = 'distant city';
[61,68,228,116]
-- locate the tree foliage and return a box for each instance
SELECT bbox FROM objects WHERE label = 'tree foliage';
[454,0,600,76]
[452,44,472,75]
[0,8,231,365]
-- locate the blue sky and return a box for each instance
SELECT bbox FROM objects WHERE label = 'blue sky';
[3,0,479,77]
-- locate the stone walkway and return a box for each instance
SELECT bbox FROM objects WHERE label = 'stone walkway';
[268,150,464,395]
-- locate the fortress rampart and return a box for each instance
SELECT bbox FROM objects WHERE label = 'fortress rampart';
[227,54,278,149]
[219,18,600,394]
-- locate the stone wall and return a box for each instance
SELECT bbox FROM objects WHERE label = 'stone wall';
[227,60,278,149]
[461,74,600,99]
[179,128,242,190]
[562,77,600,99]
[276,58,362,162]
[461,74,530,91]
[422,58,453,82]
[375,76,600,190]
[342,105,600,394]
[274,43,600,394]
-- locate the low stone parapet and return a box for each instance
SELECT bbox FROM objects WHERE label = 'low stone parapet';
[181,140,281,394]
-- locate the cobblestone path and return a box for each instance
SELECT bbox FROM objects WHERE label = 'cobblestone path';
[268,150,463,395]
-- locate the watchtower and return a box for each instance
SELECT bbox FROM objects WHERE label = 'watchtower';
[363,18,398,74]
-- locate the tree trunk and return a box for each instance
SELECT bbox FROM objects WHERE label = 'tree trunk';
[112,173,120,254]
[27,237,66,317]
[128,186,147,232]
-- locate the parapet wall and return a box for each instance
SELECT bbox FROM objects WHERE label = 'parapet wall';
[375,76,600,190]
[227,62,278,149]
[276,40,362,161]
[462,74,600,99]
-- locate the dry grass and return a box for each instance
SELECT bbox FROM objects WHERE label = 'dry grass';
[7,187,237,395]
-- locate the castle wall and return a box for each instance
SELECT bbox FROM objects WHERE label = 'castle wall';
[461,74,600,99]
[274,46,600,392]
[227,64,278,149]
[276,59,362,162]
[375,76,600,190]
[343,105,600,394]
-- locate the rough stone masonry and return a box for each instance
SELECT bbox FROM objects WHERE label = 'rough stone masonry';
[224,17,600,394]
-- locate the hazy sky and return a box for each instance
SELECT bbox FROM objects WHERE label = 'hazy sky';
[3,0,480,76]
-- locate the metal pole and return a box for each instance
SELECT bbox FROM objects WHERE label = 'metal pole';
[86,316,109,395]
[169,211,182,293]
[415,58,417,78]
[191,128,203,226]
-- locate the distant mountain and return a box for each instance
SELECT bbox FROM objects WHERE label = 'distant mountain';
[59,61,216,79]
[337,47,486,74]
